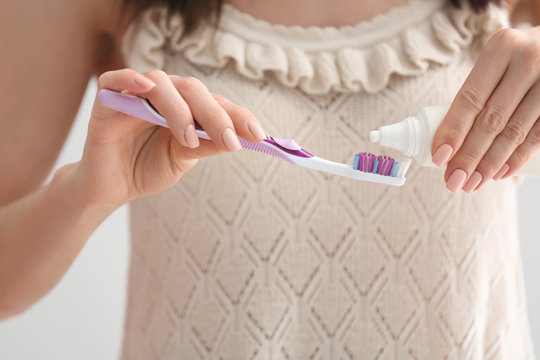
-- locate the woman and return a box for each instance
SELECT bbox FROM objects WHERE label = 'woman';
[1,0,539,358]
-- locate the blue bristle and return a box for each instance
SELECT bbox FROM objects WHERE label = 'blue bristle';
[353,154,359,170]
[372,159,379,174]
[391,162,398,177]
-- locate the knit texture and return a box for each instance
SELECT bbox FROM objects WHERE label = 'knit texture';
[121,1,534,358]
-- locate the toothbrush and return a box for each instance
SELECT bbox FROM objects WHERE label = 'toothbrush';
[98,89,410,186]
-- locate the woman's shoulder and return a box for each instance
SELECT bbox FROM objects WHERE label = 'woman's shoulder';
[3,0,130,73]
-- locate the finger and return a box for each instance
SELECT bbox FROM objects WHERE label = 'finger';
[501,118,540,179]
[473,83,540,190]
[212,94,266,142]
[170,76,242,152]
[97,68,156,93]
[446,60,535,192]
[169,134,227,161]
[431,30,512,168]
[94,69,156,120]
[144,70,199,149]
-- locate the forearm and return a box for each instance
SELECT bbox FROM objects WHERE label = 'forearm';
[0,163,118,320]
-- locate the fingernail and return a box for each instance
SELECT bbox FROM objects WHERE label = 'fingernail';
[462,171,482,193]
[222,128,242,152]
[184,124,199,149]
[134,75,156,90]
[248,121,266,140]
[432,144,453,167]
[446,169,467,193]
[493,163,510,180]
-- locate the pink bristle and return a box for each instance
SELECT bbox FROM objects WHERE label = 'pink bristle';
[382,156,389,175]
[384,156,391,175]
[386,158,395,176]
[364,153,369,172]
[364,154,396,177]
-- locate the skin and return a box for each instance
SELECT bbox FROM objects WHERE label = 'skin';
[0,0,538,320]
[431,1,540,193]
[228,0,411,26]
[0,0,264,319]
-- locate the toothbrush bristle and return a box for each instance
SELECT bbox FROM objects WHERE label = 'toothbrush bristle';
[239,139,297,165]
[354,152,404,178]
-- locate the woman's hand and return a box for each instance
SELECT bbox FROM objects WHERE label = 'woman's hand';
[431,26,540,193]
[76,68,266,207]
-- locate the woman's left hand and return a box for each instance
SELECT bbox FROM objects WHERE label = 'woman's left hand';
[431,26,540,193]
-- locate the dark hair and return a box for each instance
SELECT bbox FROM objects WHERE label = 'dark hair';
[121,0,223,35]
[122,0,500,36]
[449,0,501,10]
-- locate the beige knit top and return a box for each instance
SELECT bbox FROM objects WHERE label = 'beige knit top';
[120,1,534,358]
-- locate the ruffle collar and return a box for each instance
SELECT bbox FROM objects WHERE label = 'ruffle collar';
[122,0,508,94]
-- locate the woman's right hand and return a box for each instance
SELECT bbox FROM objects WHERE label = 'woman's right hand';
[73,68,266,208]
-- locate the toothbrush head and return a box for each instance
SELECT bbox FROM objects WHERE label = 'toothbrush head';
[352,152,411,184]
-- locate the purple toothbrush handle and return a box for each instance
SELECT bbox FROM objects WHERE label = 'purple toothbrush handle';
[98,89,169,128]
[97,89,313,158]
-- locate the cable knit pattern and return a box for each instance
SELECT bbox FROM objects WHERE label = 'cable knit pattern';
[121,1,534,359]
[122,0,507,94]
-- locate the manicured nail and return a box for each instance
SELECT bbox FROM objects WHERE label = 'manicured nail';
[248,121,266,140]
[432,144,453,167]
[134,75,156,90]
[222,128,242,152]
[493,163,510,180]
[446,169,467,193]
[184,124,199,149]
[462,171,482,193]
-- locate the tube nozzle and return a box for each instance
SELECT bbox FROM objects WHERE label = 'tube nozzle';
[369,130,381,143]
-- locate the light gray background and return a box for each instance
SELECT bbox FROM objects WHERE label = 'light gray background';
[0,80,538,359]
